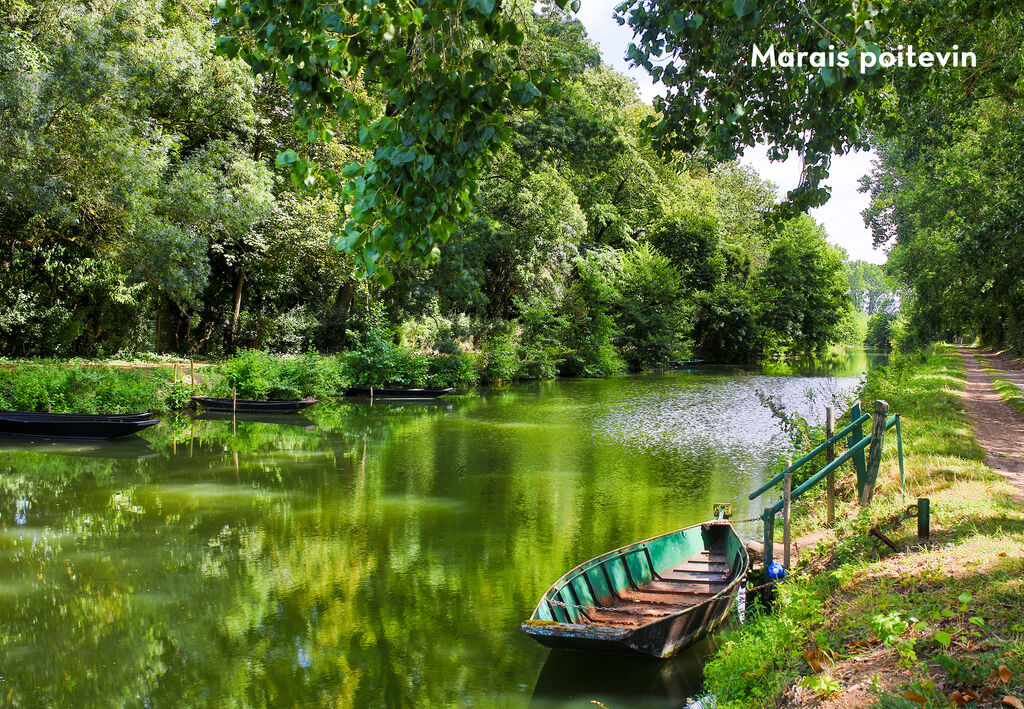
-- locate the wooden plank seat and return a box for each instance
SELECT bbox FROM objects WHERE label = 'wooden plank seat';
[574,549,732,627]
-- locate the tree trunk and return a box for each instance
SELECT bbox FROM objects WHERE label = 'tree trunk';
[155,303,162,354]
[230,270,245,352]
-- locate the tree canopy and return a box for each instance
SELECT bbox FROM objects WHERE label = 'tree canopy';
[1,0,860,365]
[615,0,1024,215]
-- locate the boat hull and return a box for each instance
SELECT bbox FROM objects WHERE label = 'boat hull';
[522,521,748,658]
[191,396,318,413]
[344,386,453,399]
[0,411,160,440]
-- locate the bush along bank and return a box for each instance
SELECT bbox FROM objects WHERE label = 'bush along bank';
[704,345,1024,707]
[0,315,601,413]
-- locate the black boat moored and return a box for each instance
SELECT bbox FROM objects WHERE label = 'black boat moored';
[0,410,160,439]
[344,386,454,399]
[191,396,318,413]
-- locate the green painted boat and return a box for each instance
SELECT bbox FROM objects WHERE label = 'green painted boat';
[521,521,748,658]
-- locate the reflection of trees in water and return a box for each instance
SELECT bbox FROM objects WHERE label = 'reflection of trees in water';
[0,382,773,707]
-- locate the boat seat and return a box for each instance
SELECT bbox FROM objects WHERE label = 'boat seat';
[576,548,731,628]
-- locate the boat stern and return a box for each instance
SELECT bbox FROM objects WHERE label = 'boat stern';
[520,620,639,655]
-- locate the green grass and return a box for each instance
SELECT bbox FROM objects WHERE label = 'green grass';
[703,345,1024,707]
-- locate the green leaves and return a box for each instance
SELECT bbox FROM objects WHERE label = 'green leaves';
[275,149,298,167]
[215,0,557,282]
[732,0,755,18]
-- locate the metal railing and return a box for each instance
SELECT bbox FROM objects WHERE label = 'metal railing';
[754,400,905,565]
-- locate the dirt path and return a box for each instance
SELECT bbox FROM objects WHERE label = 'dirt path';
[957,347,1024,496]
[975,349,1024,391]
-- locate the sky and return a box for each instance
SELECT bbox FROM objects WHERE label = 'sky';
[572,1,888,265]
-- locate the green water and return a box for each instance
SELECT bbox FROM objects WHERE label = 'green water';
[0,349,886,708]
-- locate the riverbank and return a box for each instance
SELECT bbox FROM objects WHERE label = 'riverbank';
[0,346,878,415]
[703,345,1024,707]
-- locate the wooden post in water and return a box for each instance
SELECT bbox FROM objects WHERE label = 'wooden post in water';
[860,400,889,506]
[232,387,237,436]
[783,462,792,569]
[825,406,836,525]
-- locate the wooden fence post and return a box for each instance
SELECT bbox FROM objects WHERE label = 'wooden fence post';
[825,406,835,525]
[860,400,890,506]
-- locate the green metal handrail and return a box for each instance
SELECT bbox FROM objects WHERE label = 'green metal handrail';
[748,411,872,500]
[762,435,872,518]
[758,410,904,565]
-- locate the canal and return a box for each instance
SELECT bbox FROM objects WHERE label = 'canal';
[0,349,886,708]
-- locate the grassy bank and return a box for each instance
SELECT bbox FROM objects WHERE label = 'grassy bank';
[704,345,1024,707]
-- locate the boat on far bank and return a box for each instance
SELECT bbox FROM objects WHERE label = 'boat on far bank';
[191,396,318,414]
[521,519,748,658]
[344,386,454,399]
[0,410,160,439]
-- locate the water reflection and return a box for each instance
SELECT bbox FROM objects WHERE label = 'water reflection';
[531,639,719,708]
[0,351,884,708]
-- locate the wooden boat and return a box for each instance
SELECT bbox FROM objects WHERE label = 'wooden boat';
[196,411,316,429]
[521,520,748,658]
[191,396,318,413]
[344,386,454,399]
[0,410,160,439]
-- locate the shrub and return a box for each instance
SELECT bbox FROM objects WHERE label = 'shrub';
[0,363,187,413]
[426,352,480,388]
[345,303,408,387]
[216,348,348,400]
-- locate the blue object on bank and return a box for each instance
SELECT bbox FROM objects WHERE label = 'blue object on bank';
[767,561,786,581]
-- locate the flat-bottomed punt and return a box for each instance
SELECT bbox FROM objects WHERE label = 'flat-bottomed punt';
[0,410,160,439]
[344,386,454,399]
[522,521,748,658]
[191,396,318,413]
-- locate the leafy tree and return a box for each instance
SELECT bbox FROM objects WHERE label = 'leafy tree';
[557,253,624,376]
[866,312,898,351]
[213,0,560,281]
[647,212,724,293]
[756,216,852,354]
[616,0,1024,214]
[691,283,761,363]
[846,260,896,315]
[611,244,687,368]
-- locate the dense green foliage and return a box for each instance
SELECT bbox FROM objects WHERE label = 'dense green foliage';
[0,364,190,414]
[616,0,1023,216]
[865,312,897,351]
[863,101,1024,353]
[1,0,859,369]
[216,349,349,400]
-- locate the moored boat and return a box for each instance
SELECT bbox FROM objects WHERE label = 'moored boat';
[344,386,454,399]
[0,410,160,439]
[191,396,318,413]
[521,520,748,658]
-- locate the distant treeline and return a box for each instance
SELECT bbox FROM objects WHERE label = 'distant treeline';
[1,0,890,368]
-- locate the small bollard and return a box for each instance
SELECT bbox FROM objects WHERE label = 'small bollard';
[917,497,930,540]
